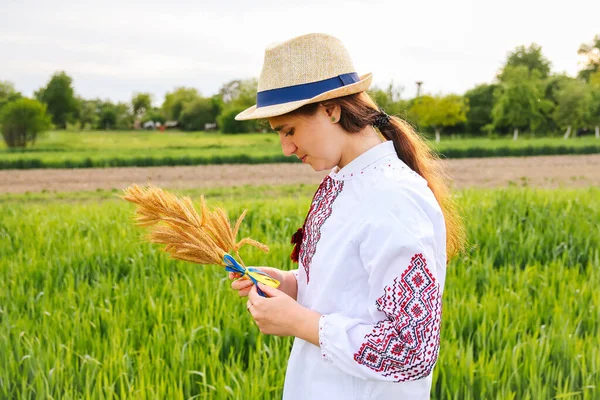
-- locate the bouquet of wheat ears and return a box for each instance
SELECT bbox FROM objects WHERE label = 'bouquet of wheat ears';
[121,184,280,296]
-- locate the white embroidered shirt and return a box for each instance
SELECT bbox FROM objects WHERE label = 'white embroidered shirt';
[282,140,447,400]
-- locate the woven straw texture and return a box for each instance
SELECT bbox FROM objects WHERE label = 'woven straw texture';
[235,33,372,121]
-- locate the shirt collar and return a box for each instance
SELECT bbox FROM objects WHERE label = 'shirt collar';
[329,140,397,180]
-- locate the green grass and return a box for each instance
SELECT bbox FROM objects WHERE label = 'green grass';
[429,136,600,158]
[0,131,291,169]
[1,185,599,399]
[0,131,598,169]
[0,131,278,151]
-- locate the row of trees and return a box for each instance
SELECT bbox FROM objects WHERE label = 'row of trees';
[372,38,600,141]
[1,35,599,148]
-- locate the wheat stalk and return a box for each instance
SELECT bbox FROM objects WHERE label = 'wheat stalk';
[121,184,269,267]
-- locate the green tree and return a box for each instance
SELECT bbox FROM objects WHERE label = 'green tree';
[553,79,593,138]
[497,48,554,136]
[491,66,550,139]
[367,82,404,116]
[218,79,257,106]
[590,88,600,139]
[217,106,261,134]
[179,97,214,131]
[216,79,260,133]
[408,94,468,142]
[98,101,117,130]
[590,73,600,138]
[209,94,224,123]
[142,107,166,125]
[132,92,153,119]
[34,71,79,129]
[115,102,133,130]
[464,83,497,135]
[589,70,600,88]
[162,87,201,121]
[577,34,600,82]
[75,97,101,129]
[97,101,133,130]
[539,74,577,135]
[0,81,22,112]
[544,74,576,104]
[408,95,434,130]
[0,98,52,148]
[503,43,552,79]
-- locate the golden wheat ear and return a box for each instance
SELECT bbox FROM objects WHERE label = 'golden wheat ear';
[232,210,248,239]
[235,238,269,254]
[121,184,269,268]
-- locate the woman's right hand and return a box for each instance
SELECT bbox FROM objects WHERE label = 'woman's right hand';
[229,267,297,300]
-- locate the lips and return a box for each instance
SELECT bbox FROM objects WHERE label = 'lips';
[300,155,307,163]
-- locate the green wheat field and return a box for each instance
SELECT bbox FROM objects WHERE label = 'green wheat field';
[1,185,598,399]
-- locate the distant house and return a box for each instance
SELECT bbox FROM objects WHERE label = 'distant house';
[164,120,179,130]
[205,122,217,131]
[143,120,156,130]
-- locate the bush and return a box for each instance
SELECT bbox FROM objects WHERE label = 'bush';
[217,106,261,134]
[0,98,52,148]
[179,98,214,131]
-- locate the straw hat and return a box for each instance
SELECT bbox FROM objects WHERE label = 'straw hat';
[235,33,372,121]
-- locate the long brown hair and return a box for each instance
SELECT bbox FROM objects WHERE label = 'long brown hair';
[291,92,465,260]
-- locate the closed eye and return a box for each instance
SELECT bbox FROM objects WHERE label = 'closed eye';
[285,129,295,137]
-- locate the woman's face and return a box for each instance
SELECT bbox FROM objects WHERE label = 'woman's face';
[268,104,346,172]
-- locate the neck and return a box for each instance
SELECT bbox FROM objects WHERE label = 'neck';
[338,126,384,169]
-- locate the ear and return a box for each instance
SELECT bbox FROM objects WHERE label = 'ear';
[322,103,341,123]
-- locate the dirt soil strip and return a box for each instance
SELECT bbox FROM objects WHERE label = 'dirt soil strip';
[1,154,599,194]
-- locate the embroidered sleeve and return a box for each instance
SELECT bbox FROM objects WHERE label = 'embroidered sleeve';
[317,196,444,382]
[352,253,441,381]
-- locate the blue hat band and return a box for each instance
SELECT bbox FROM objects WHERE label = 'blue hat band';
[256,72,360,108]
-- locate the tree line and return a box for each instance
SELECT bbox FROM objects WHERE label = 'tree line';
[1,35,599,148]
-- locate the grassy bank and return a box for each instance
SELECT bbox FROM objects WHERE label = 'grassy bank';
[0,131,598,169]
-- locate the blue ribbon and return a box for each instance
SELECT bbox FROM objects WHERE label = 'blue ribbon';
[224,254,278,297]
[256,72,360,108]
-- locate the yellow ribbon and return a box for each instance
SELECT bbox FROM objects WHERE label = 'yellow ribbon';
[223,254,280,297]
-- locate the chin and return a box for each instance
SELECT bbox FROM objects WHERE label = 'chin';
[309,161,334,172]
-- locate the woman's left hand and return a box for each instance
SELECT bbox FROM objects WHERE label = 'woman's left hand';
[247,283,320,345]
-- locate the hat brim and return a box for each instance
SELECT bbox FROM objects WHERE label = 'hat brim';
[235,73,373,121]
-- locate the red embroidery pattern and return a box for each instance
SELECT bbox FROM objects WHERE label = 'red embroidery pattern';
[300,176,344,283]
[354,254,441,381]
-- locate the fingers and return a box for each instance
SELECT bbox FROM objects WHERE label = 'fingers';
[230,273,254,298]
[231,279,253,290]
[231,279,253,297]
[256,283,281,297]
[248,284,260,302]
[229,270,282,301]
[228,272,242,280]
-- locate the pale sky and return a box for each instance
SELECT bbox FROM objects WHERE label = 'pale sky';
[2,0,598,105]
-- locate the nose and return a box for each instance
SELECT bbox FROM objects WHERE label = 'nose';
[279,135,298,157]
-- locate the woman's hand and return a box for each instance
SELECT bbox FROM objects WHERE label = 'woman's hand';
[246,283,320,345]
[229,267,297,300]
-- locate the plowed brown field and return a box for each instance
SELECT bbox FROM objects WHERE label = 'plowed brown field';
[1,154,599,194]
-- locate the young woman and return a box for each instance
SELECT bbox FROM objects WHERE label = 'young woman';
[229,33,464,399]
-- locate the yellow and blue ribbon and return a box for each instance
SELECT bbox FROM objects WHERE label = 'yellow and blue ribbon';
[223,254,280,297]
